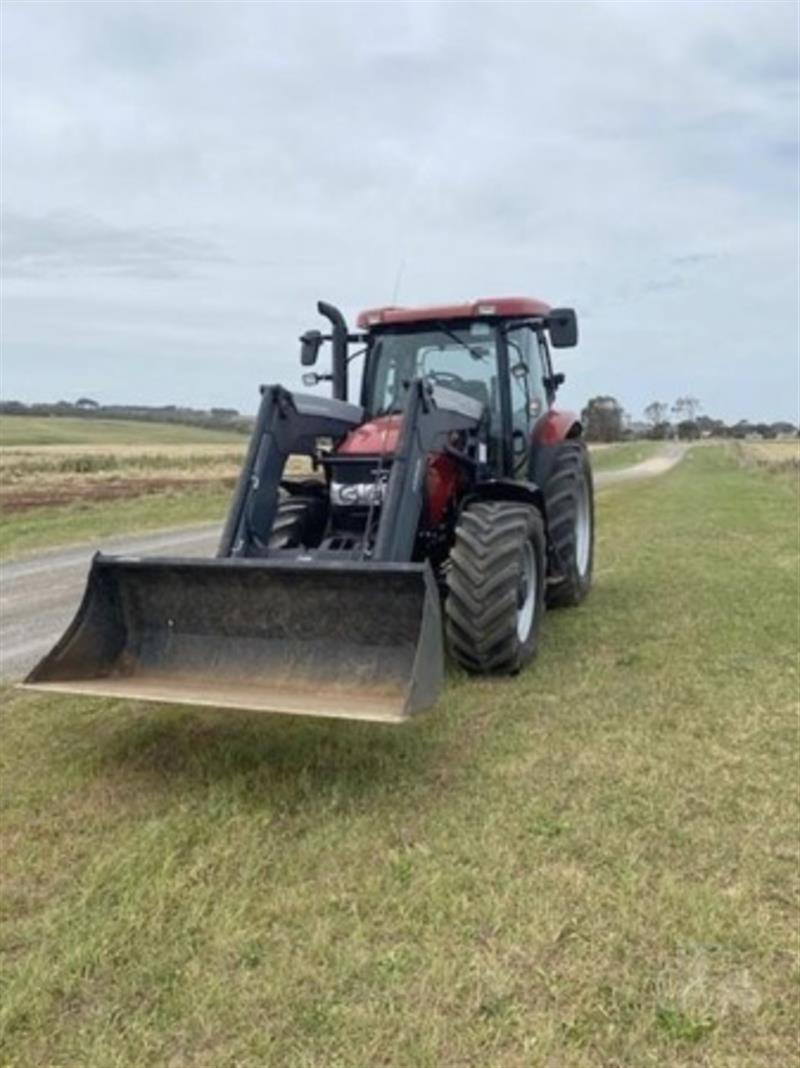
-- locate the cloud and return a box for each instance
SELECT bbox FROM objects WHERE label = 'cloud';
[0,0,797,421]
[2,211,220,279]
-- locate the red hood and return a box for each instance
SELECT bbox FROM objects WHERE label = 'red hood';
[336,414,402,456]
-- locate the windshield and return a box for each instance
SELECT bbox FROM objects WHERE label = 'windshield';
[366,323,500,418]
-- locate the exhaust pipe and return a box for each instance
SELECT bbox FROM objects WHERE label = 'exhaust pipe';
[317,301,348,402]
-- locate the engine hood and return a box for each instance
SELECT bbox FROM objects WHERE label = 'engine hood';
[336,414,403,456]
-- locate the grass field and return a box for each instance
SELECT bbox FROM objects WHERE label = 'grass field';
[589,441,661,471]
[0,449,318,560]
[0,415,247,559]
[0,446,243,560]
[1,447,797,1067]
[0,487,233,560]
[0,418,317,559]
[0,415,246,447]
[0,434,664,561]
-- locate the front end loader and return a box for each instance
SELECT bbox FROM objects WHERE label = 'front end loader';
[24,297,593,723]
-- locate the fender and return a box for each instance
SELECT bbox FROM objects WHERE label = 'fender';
[463,478,546,518]
[529,410,585,493]
[532,409,582,445]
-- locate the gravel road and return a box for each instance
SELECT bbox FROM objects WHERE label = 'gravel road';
[0,446,685,680]
[1,525,220,680]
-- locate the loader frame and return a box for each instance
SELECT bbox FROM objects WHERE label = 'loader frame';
[219,379,486,564]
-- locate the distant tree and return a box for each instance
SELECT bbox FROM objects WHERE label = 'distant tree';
[770,421,797,437]
[581,395,625,442]
[754,423,777,440]
[730,420,753,440]
[647,420,672,441]
[676,419,700,441]
[696,415,726,437]
[672,396,701,422]
[75,397,99,409]
[644,401,669,426]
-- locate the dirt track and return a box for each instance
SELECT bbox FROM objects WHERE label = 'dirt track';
[0,446,685,680]
[593,442,686,486]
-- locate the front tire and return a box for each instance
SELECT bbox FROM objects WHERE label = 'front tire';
[445,500,546,674]
[268,489,327,550]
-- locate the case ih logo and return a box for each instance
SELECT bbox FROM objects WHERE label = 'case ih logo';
[330,472,388,507]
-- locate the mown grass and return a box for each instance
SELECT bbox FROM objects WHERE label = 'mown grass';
[0,416,245,447]
[0,488,232,560]
[1,447,798,1067]
[589,441,661,471]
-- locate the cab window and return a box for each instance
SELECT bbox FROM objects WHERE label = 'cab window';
[507,326,547,428]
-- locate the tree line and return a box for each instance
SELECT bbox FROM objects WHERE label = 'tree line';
[580,395,797,443]
[0,398,251,435]
[2,395,796,446]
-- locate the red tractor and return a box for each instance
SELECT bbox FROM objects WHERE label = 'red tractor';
[26,296,594,723]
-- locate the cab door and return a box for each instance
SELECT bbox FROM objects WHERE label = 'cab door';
[506,325,547,480]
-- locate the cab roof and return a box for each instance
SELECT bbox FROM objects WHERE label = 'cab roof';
[356,296,552,330]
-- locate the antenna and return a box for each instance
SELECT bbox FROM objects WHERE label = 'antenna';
[391,258,406,305]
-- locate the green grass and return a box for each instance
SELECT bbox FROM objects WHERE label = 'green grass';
[2,448,798,1067]
[590,441,662,471]
[0,488,232,559]
[0,415,245,447]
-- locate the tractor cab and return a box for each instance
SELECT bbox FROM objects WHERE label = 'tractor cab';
[302,297,578,479]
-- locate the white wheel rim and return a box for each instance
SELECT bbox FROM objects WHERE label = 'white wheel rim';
[575,477,591,577]
[516,541,536,642]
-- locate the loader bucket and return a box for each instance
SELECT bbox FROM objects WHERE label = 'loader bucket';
[22,555,444,723]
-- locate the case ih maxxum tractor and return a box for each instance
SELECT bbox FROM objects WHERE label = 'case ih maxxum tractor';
[26,297,594,722]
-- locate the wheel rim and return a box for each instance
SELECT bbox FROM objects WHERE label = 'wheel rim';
[575,476,591,577]
[516,541,536,642]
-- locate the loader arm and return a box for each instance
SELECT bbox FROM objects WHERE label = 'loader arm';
[219,385,363,558]
[222,378,482,563]
[372,379,483,562]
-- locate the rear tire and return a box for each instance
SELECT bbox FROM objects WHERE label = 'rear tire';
[445,500,546,674]
[545,442,594,608]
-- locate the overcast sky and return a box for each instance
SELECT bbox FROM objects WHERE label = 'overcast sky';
[1,0,798,422]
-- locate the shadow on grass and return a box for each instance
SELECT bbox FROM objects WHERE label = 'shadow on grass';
[9,669,471,816]
[76,700,448,810]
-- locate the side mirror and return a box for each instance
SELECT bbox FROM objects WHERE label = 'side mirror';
[300,330,323,366]
[302,371,332,387]
[547,308,578,348]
